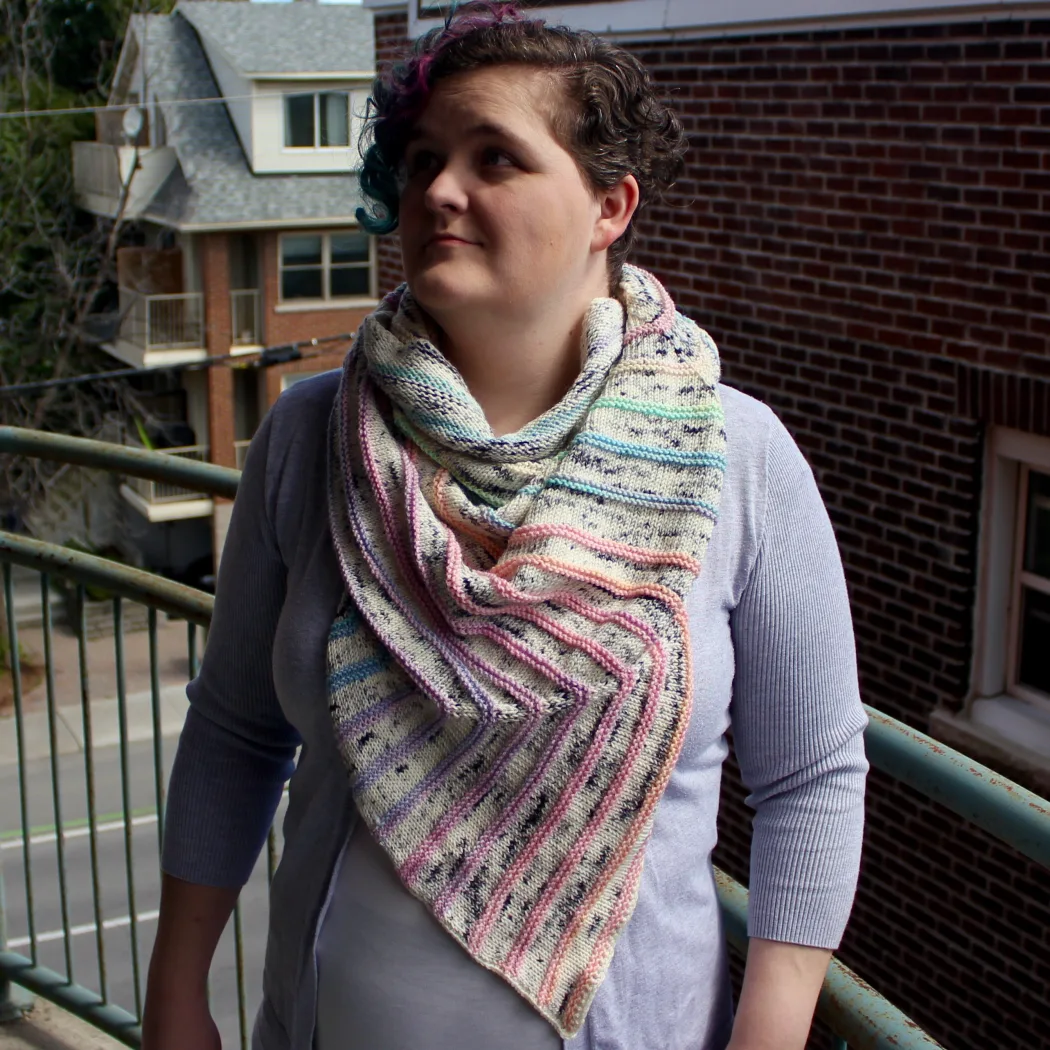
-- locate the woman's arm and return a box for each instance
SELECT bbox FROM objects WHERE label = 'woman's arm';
[728,416,869,1045]
[727,939,832,1050]
[145,406,300,1044]
[142,876,240,1050]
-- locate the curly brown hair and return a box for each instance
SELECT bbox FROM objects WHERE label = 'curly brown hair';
[357,2,688,288]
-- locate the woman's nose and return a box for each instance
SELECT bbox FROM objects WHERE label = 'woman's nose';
[423,162,469,214]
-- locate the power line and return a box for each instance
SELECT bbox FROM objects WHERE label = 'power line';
[0,332,356,398]
[0,88,371,121]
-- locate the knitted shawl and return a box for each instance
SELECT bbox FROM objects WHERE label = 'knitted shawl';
[327,264,726,1036]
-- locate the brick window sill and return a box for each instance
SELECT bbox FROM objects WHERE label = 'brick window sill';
[930,698,1050,799]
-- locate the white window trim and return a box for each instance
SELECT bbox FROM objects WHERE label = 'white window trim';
[277,230,376,306]
[938,427,1050,772]
[282,91,352,152]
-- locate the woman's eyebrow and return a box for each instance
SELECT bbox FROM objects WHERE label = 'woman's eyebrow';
[405,119,532,152]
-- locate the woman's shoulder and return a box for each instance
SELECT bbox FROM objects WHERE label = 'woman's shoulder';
[718,382,781,483]
[269,369,342,436]
[250,368,342,551]
[262,369,342,472]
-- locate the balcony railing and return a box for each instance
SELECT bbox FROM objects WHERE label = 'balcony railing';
[230,290,262,348]
[122,443,211,505]
[120,290,205,353]
[0,425,1048,1049]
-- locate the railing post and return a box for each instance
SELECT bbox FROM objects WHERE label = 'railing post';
[0,868,31,1022]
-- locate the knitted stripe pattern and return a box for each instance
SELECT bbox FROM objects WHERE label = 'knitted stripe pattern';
[327,265,726,1035]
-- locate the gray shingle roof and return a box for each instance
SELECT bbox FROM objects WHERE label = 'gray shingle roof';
[133,11,366,230]
[176,1,374,76]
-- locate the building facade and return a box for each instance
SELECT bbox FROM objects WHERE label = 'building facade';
[73,1,379,580]
[366,2,1049,1048]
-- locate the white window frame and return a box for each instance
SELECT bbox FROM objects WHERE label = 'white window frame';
[282,91,351,151]
[1005,457,1050,709]
[276,230,376,308]
[948,426,1050,769]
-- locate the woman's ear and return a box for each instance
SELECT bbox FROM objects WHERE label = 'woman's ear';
[592,175,641,253]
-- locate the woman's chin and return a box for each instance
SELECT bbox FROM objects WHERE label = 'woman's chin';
[409,271,489,319]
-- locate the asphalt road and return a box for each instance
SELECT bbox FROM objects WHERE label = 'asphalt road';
[1,738,285,1049]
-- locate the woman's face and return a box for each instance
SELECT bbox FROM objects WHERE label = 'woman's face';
[398,65,608,330]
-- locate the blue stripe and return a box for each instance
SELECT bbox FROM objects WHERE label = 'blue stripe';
[329,655,388,691]
[574,432,728,468]
[330,612,360,641]
[540,476,720,515]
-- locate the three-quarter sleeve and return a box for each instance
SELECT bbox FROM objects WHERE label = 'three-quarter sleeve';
[729,419,869,948]
[162,406,301,888]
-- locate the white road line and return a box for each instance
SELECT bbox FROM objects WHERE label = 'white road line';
[0,813,158,852]
[6,909,161,949]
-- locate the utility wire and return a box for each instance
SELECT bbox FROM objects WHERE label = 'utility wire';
[0,332,356,398]
[0,89,370,121]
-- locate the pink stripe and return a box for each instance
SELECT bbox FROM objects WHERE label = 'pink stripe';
[560,838,648,1027]
[508,522,700,572]
[413,535,663,888]
[539,599,695,1007]
[501,597,669,975]
[622,276,675,344]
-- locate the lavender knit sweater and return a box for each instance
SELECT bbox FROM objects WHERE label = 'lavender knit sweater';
[161,371,868,1050]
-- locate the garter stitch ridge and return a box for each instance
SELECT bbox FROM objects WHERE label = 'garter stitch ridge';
[326,264,726,1035]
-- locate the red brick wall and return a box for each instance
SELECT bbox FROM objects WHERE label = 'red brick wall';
[200,232,236,472]
[255,230,374,411]
[375,12,411,294]
[624,23,1049,1048]
[371,12,1050,1049]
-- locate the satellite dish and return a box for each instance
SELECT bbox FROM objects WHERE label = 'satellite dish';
[122,106,145,142]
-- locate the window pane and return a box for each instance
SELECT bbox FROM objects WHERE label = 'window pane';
[331,265,370,297]
[1018,586,1050,695]
[281,268,323,300]
[331,232,369,264]
[285,94,315,148]
[1024,470,1050,578]
[320,92,350,148]
[281,235,322,267]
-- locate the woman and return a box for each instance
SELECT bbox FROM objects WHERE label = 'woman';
[143,6,868,1050]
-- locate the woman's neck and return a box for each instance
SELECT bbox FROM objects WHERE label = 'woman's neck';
[436,303,595,437]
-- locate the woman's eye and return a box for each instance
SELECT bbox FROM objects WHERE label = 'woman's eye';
[405,150,438,176]
[481,147,514,168]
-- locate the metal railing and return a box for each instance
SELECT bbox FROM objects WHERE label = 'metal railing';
[1,424,1049,1050]
[122,443,211,505]
[120,290,205,352]
[230,290,262,347]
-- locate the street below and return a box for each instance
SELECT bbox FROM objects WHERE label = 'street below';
[1,738,284,1048]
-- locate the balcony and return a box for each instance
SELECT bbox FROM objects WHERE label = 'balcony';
[230,289,263,350]
[71,141,178,220]
[106,289,207,369]
[119,443,214,523]
[1,425,1049,1050]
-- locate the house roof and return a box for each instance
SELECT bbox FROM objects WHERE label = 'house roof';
[129,11,366,231]
[175,1,374,77]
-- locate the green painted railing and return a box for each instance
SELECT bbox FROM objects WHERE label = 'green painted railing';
[1,425,1049,1050]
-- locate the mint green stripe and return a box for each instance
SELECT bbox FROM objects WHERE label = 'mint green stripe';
[594,397,725,421]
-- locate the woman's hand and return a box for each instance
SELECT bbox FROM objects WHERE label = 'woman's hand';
[142,992,221,1050]
[142,873,240,1050]
[725,938,832,1050]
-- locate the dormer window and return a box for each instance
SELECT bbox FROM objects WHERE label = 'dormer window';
[284,92,350,149]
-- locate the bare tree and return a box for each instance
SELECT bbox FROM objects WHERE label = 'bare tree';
[0,0,172,540]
